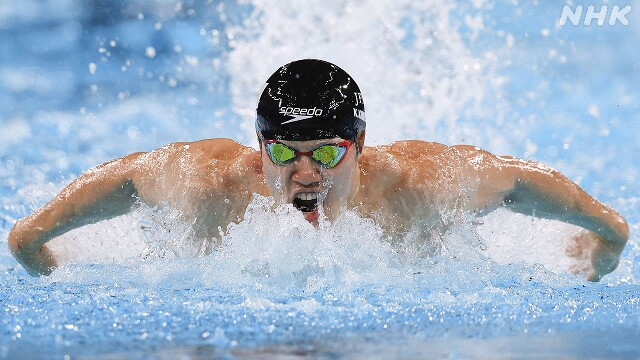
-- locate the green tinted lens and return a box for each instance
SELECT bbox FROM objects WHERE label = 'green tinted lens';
[266,142,296,165]
[312,145,345,168]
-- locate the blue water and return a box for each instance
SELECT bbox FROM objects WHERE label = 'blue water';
[1,1,639,358]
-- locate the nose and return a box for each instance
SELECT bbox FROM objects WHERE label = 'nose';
[291,155,322,186]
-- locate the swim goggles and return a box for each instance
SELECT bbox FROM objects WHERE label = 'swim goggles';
[263,139,353,169]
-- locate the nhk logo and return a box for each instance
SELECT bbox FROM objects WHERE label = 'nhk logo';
[559,5,632,26]
[280,107,323,124]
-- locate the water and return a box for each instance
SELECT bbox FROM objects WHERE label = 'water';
[1,0,639,358]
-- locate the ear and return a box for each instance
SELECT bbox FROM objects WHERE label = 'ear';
[355,131,366,155]
[256,132,263,156]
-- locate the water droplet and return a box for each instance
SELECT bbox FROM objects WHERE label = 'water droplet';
[145,47,157,59]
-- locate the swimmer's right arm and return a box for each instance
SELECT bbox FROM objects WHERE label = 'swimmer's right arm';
[7,152,146,276]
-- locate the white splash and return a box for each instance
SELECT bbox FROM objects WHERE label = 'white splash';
[44,193,584,292]
[227,0,505,149]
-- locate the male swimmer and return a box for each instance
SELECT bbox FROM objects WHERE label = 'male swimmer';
[8,59,629,281]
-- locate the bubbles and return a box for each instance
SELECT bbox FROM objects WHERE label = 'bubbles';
[136,201,205,260]
[145,47,157,59]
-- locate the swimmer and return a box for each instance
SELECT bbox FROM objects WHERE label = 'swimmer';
[8,59,629,281]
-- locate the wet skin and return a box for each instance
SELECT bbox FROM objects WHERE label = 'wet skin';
[7,138,630,281]
[260,138,361,224]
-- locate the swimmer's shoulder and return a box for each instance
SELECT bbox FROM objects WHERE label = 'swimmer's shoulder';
[359,141,506,182]
[182,139,264,191]
[358,140,447,186]
[369,140,509,164]
[132,138,263,200]
[131,138,260,183]
[361,140,449,164]
[447,144,523,169]
[136,138,255,165]
[176,138,256,159]
[387,140,449,156]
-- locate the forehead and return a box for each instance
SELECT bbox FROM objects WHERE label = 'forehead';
[278,138,344,150]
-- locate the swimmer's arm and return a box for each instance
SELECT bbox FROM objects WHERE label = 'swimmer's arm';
[507,160,628,281]
[459,147,629,280]
[7,152,145,276]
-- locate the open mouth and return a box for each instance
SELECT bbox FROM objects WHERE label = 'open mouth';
[292,192,319,213]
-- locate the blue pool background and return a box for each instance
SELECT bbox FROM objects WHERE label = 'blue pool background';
[1,0,639,358]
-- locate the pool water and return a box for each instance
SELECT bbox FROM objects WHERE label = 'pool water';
[1,1,639,358]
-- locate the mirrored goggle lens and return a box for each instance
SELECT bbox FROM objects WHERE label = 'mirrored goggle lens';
[265,142,296,165]
[265,141,349,168]
[312,145,347,169]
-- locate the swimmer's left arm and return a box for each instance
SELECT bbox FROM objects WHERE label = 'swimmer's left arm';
[455,146,629,281]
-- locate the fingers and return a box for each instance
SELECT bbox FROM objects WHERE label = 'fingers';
[569,262,590,275]
[565,234,586,258]
[584,236,621,282]
[591,243,620,277]
[15,245,58,277]
[566,230,621,282]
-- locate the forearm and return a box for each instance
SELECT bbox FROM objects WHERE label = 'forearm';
[8,154,143,275]
[508,167,627,242]
[10,180,138,249]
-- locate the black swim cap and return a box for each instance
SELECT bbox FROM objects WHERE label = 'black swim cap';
[256,59,366,142]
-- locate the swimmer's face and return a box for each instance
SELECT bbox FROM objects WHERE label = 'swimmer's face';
[261,138,360,223]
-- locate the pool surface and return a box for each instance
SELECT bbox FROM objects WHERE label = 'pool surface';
[1,1,639,358]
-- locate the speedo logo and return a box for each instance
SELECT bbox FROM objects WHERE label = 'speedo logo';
[280,106,323,124]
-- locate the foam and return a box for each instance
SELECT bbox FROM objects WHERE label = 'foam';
[43,194,584,294]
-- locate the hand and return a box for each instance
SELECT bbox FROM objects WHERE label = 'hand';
[8,226,58,277]
[566,230,621,282]
[11,244,58,276]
